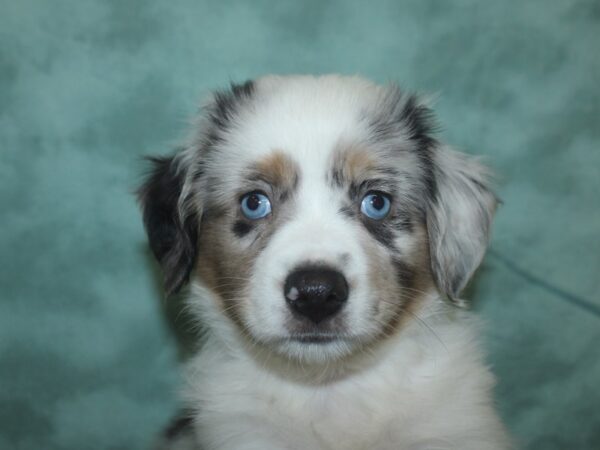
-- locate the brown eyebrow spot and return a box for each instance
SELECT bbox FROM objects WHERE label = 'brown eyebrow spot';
[250,150,299,192]
[345,148,376,179]
[330,143,377,187]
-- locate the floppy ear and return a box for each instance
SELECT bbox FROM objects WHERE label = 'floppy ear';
[426,148,497,304]
[137,156,198,296]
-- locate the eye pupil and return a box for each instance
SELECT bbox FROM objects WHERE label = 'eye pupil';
[371,195,385,210]
[247,194,260,210]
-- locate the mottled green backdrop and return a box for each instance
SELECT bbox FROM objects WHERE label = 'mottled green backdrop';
[1,1,599,449]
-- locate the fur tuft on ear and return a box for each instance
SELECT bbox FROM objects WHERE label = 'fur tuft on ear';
[427,148,498,304]
[137,156,198,296]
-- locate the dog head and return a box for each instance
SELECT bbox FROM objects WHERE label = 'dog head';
[138,75,496,363]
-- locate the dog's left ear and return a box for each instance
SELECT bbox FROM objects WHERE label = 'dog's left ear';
[137,155,198,296]
[426,148,498,304]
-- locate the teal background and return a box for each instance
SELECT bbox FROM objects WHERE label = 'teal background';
[1,1,599,449]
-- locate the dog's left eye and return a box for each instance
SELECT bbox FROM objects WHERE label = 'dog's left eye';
[240,191,272,219]
[360,192,391,220]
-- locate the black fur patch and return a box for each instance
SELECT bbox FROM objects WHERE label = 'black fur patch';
[232,220,254,237]
[392,256,417,291]
[368,87,438,203]
[205,80,255,146]
[164,410,194,440]
[138,156,198,295]
[362,219,395,248]
[398,95,438,203]
[392,213,413,233]
[340,202,412,248]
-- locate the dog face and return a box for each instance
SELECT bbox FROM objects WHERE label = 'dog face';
[139,75,496,363]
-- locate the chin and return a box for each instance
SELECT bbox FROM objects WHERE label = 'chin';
[275,338,357,364]
[139,74,512,450]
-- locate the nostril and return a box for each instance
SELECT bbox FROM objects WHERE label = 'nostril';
[283,267,349,324]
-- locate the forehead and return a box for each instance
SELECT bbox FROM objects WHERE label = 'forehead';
[204,76,420,191]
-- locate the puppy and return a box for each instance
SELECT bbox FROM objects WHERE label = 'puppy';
[139,75,511,450]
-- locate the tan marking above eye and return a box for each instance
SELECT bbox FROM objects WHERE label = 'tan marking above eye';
[344,147,376,180]
[331,143,377,184]
[252,150,299,189]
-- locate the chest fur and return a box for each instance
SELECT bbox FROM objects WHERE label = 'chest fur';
[191,349,456,449]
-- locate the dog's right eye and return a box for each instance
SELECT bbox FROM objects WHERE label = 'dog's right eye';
[240,191,272,220]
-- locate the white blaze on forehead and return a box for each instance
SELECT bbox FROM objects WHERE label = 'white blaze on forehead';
[213,75,381,178]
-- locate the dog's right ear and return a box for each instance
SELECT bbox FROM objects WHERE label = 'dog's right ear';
[137,156,198,296]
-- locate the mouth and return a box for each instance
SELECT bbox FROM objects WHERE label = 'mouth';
[263,332,364,362]
[288,334,340,344]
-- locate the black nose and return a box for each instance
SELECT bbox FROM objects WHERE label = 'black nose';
[284,268,349,324]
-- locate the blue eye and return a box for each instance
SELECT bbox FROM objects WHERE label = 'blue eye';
[360,192,391,220]
[240,191,272,220]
